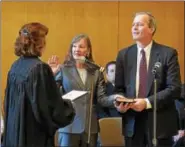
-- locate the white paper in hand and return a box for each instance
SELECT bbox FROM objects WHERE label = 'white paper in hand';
[62,90,88,101]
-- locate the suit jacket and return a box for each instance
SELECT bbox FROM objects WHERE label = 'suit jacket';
[115,41,181,138]
[55,65,114,134]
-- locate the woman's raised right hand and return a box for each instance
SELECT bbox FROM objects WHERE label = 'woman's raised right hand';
[48,55,61,75]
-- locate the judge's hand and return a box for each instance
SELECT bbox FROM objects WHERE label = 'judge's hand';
[114,101,132,113]
[130,98,147,112]
[48,55,61,75]
[178,130,185,138]
[173,130,185,142]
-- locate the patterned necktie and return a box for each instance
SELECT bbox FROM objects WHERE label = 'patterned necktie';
[138,49,147,98]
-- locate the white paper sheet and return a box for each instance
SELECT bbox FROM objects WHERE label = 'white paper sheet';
[62,90,88,101]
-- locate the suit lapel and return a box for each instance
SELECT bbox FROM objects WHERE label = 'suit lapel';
[146,42,160,96]
[129,45,138,97]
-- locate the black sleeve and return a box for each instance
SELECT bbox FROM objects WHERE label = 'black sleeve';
[148,49,181,109]
[180,83,185,101]
[97,71,115,107]
[27,63,75,135]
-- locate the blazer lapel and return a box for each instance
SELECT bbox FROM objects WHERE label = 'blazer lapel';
[68,67,85,90]
[85,70,95,92]
[129,45,137,97]
[146,42,160,96]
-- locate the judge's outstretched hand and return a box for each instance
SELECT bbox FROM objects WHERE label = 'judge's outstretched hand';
[48,55,61,75]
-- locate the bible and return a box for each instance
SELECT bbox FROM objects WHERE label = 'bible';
[115,96,136,104]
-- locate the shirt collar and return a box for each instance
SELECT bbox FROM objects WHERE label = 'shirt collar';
[137,40,153,54]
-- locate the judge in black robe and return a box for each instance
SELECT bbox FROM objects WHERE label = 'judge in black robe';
[2,22,75,147]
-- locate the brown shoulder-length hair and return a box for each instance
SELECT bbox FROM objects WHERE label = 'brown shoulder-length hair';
[63,34,94,66]
[14,22,48,57]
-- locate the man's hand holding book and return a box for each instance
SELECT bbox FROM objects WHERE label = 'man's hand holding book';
[114,95,136,113]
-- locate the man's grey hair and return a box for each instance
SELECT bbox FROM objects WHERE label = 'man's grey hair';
[134,11,157,36]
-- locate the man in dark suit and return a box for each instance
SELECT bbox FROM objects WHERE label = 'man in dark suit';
[105,61,121,117]
[114,12,181,147]
[97,61,121,118]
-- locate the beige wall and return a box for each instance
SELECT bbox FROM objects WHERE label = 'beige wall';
[1,1,184,99]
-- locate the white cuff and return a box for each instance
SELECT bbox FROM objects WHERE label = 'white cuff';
[145,98,152,109]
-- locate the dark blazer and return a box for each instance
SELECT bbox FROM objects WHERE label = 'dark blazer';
[55,65,114,134]
[115,41,181,138]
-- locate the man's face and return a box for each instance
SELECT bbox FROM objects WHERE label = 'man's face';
[131,14,153,42]
[106,64,116,84]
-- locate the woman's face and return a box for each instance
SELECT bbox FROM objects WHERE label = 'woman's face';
[72,38,89,61]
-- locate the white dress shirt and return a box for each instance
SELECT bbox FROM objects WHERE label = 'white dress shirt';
[136,41,153,109]
[1,114,3,134]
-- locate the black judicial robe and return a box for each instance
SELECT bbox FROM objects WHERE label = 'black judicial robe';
[3,56,75,147]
